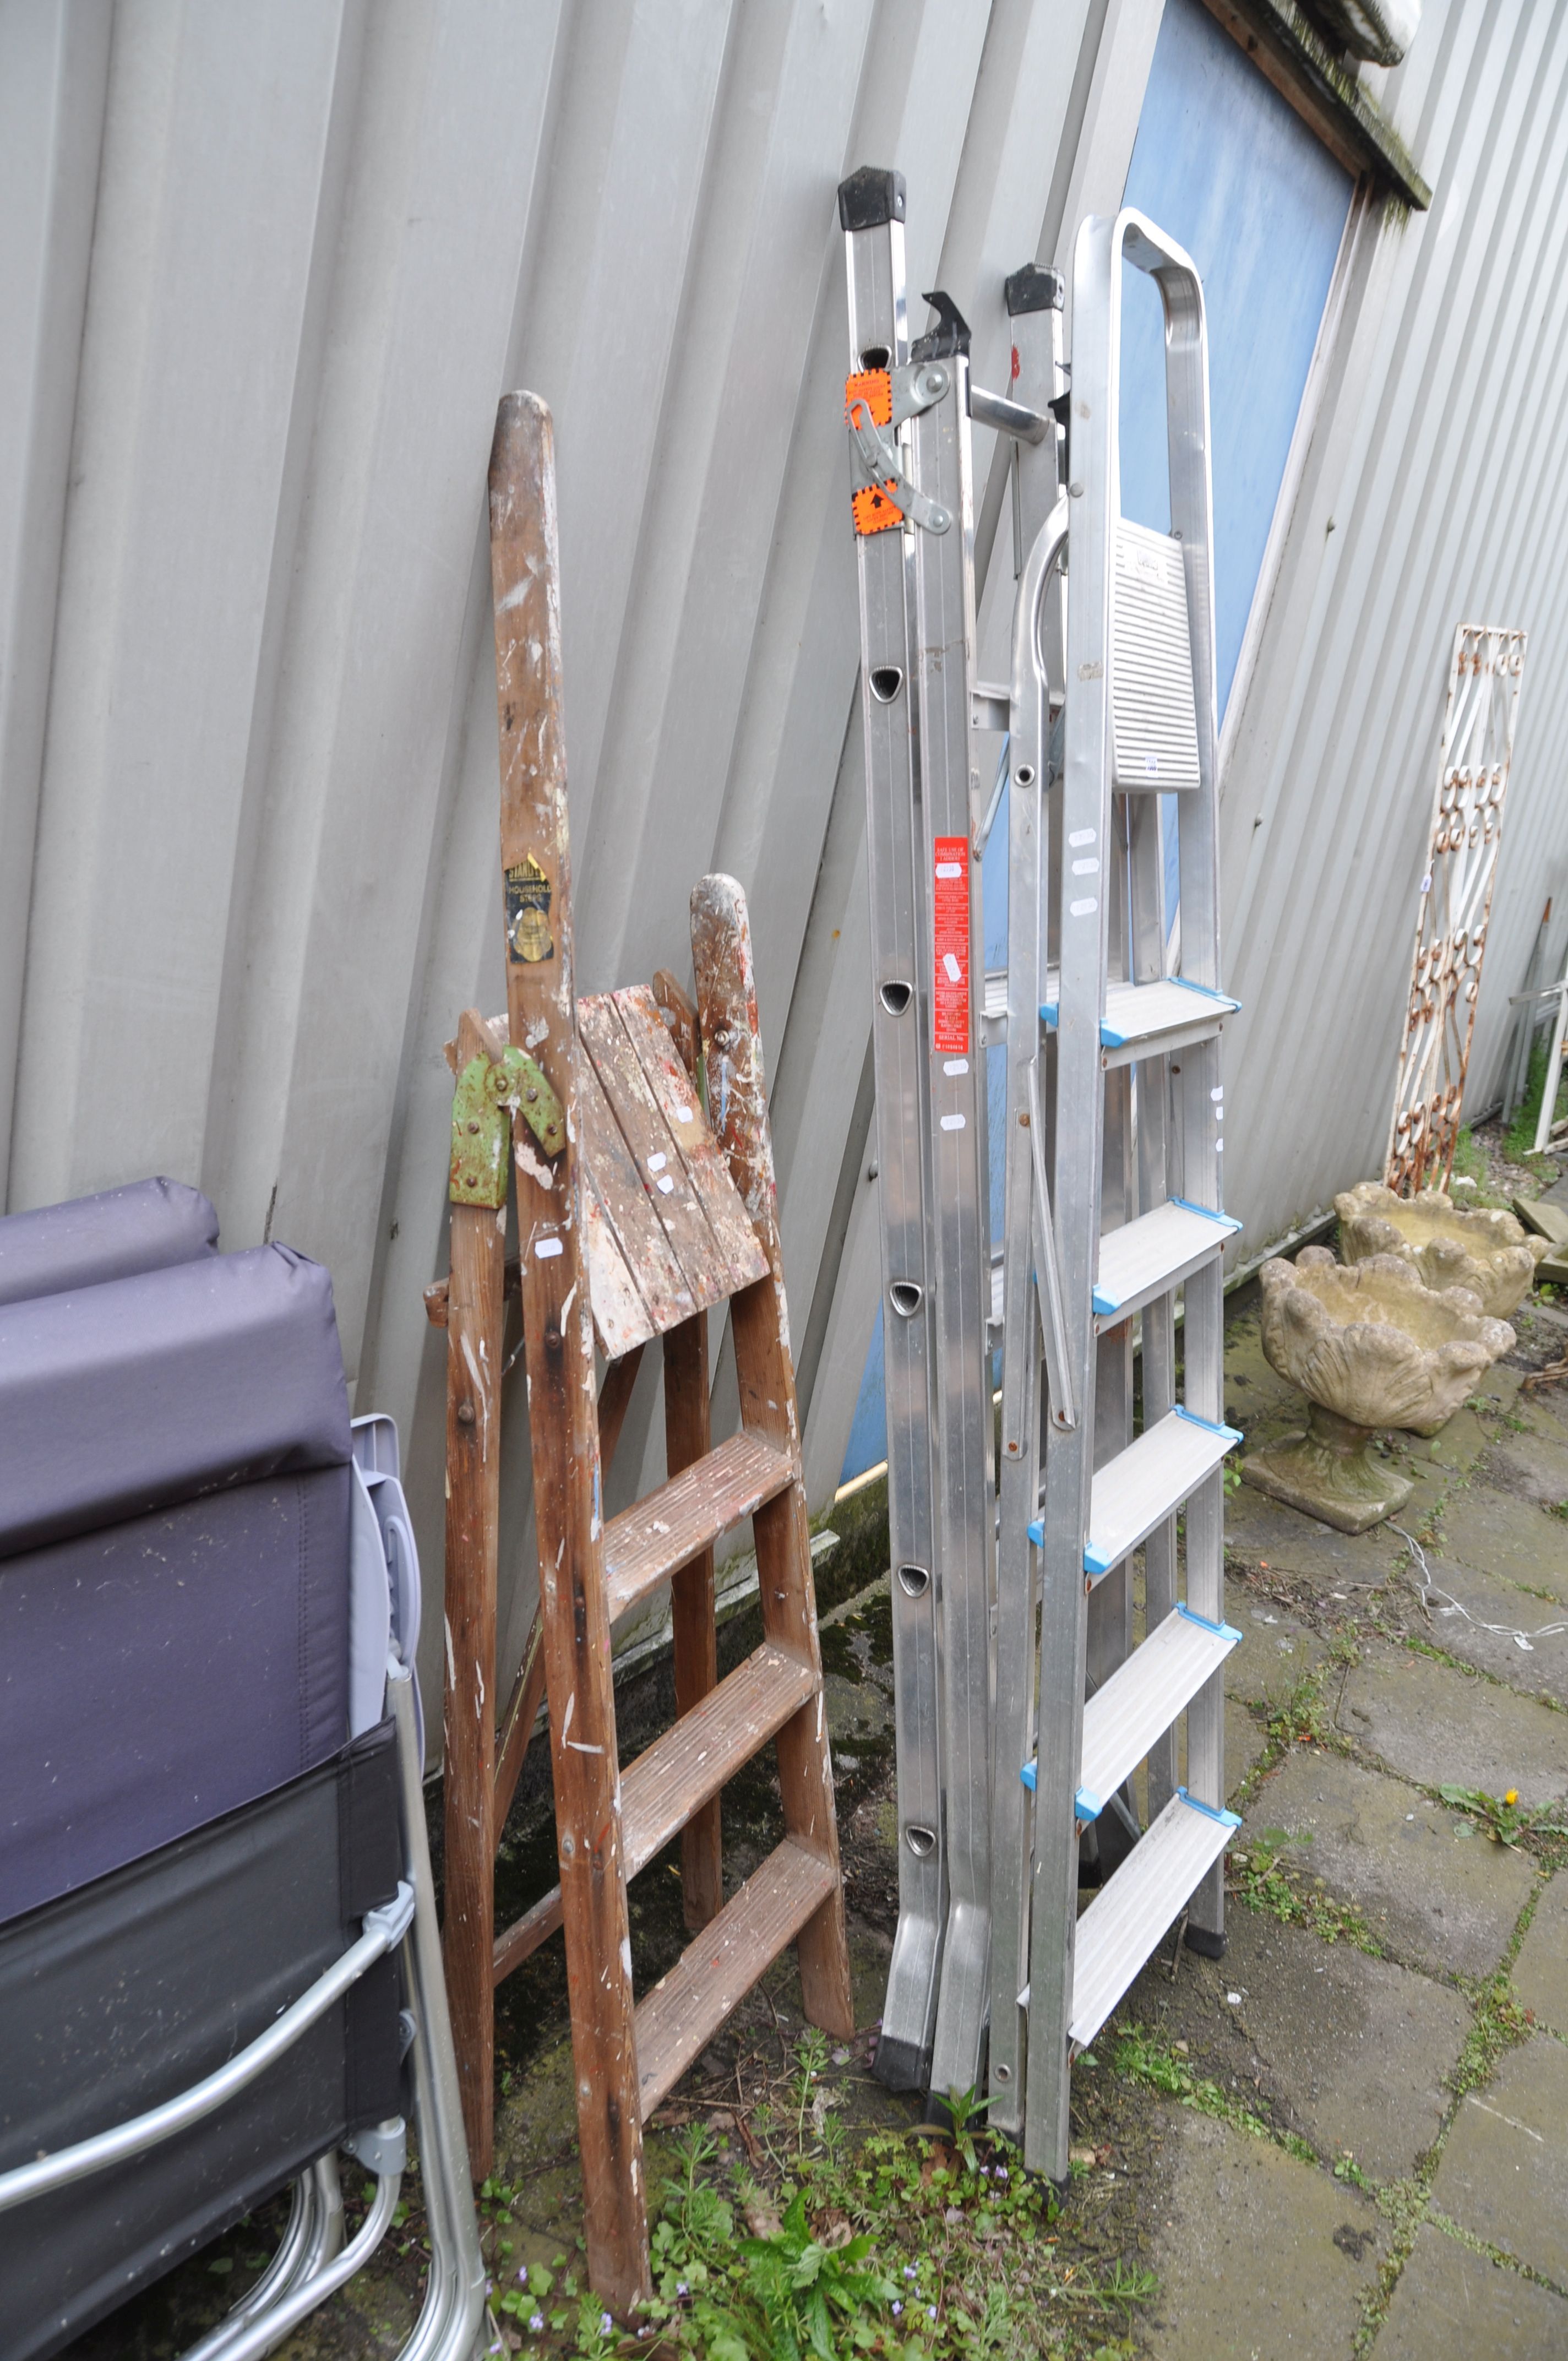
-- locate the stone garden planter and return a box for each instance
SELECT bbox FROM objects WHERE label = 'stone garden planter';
[1335,1180,1547,1321]
[1242,1247,1515,1533]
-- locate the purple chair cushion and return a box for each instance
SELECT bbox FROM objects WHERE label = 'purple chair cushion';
[0,1177,217,1309]
[0,1244,351,1561]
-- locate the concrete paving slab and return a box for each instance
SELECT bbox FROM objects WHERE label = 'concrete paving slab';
[1146,2110,1382,2358]
[1375,2222,1568,2359]
[1430,2036,1568,2286]
[1225,1467,1446,1595]
[1392,1553,1568,1706]
[1403,1406,1494,1475]
[1243,1753,1536,1977]
[1338,1640,1568,1804]
[1469,1361,1525,1414]
[1512,1387,1568,1450]
[1512,1872,1568,2035]
[1227,1690,1268,1799]
[1219,1911,1468,2182]
[1483,1428,1568,1506]
[1224,1581,1327,1707]
[1437,1481,1568,1606]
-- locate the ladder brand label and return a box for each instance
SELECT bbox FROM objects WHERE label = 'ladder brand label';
[505,854,554,964]
[933,836,970,1054]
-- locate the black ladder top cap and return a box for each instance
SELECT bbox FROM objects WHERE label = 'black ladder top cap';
[837,167,905,231]
[911,289,970,361]
[1005,263,1065,316]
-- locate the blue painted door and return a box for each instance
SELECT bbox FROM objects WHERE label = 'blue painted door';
[839,0,1353,1485]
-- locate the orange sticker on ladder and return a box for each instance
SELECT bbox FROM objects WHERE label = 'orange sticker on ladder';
[852,482,903,536]
[933,836,970,1055]
[845,369,892,427]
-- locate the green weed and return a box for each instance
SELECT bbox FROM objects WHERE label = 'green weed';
[1227,1842,1385,1955]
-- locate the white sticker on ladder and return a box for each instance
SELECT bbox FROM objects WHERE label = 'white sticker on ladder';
[943,951,963,983]
[1070,897,1098,918]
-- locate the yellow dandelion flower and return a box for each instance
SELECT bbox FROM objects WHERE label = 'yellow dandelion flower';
[1504,1788,1518,1807]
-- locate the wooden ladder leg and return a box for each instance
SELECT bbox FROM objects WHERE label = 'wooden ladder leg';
[663,1313,723,1930]
[692,874,855,2042]
[491,390,648,2310]
[442,1010,507,2176]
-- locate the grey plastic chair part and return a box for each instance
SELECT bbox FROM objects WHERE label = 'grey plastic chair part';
[351,1412,401,1480]
[0,1243,351,1562]
[359,1462,425,1759]
[0,1176,218,1309]
[350,1466,394,1739]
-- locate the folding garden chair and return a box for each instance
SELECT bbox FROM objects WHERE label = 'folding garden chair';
[0,1182,486,2361]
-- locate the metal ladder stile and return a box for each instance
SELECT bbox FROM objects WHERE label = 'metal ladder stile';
[988,262,1071,2139]
[913,248,1000,2114]
[1019,210,1244,2183]
[839,167,946,2095]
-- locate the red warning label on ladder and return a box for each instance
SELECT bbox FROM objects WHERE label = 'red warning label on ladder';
[933,836,970,1055]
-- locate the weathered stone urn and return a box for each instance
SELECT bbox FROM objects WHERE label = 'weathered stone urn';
[1242,1247,1515,1533]
[1335,1180,1547,1321]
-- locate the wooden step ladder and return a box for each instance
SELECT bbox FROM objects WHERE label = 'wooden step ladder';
[434,390,853,2311]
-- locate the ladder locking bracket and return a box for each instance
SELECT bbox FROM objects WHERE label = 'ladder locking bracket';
[845,362,953,536]
[449,1047,565,1207]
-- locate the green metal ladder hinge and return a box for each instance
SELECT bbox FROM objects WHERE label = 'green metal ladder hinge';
[449,1048,565,1207]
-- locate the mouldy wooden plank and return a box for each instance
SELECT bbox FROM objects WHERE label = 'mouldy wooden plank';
[576,1047,695,1332]
[602,1428,798,1624]
[615,983,769,1292]
[580,991,733,1310]
[634,1840,840,2120]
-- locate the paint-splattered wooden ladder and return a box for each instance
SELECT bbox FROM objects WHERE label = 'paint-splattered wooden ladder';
[430,390,852,2310]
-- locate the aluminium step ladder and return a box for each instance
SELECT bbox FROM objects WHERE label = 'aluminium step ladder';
[1001,209,1244,2180]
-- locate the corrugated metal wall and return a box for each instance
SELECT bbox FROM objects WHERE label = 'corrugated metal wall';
[3,0,1566,1730]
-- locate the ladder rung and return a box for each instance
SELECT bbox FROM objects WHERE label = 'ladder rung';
[491,1641,816,1987]
[1080,1407,1240,1581]
[1040,974,1239,1069]
[623,1642,815,1876]
[604,1431,798,1624]
[1075,1603,1242,1820]
[1093,1198,1242,1329]
[635,1836,839,2119]
[1068,1788,1237,2049]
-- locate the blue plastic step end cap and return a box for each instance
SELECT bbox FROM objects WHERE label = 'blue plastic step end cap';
[1177,1786,1241,1831]
[1027,1519,1044,1548]
[1175,1599,1244,1645]
[1173,1402,1245,1448]
[1074,1786,1101,1822]
[1021,1760,1037,1792]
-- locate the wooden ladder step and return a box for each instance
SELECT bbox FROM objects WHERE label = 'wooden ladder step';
[603,1430,797,1624]
[492,1641,816,1984]
[634,1837,839,2121]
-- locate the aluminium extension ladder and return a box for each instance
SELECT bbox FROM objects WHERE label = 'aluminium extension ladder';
[839,176,1244,2175]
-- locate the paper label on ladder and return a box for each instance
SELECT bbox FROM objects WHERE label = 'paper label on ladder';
[933,836,970,1054]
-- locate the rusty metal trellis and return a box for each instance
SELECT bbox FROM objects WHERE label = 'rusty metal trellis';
[1385,622,1527,1195]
